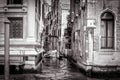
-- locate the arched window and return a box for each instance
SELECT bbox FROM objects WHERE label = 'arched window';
[101,12,114,49]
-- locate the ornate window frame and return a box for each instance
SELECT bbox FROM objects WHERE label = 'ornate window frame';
[100,9,116,50]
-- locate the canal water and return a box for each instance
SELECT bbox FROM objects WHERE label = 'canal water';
[0,57,120,80]
[35,57,87,80]
[34,57,120,80]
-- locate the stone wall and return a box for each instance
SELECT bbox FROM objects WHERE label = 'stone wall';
[92,0,120,66]
[92,0,120,51]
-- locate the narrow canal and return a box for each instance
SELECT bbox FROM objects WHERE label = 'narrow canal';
[35,57,87,80]
[1,57,120,80]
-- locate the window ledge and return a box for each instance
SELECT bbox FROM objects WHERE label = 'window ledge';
[4,5,27,12]
[4,4,27,12]
[0,41,40,46]
[4,5,26,8]
[100,48,116,52]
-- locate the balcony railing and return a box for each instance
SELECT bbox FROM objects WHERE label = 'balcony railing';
[101,37,114,49]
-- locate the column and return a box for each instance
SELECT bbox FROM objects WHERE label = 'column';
[4,18,10,80]
[87,28,94,64]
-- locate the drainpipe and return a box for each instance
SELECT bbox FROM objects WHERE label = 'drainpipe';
[4,18,10,80]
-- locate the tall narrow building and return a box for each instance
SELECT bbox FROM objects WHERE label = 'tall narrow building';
[50,0,61,51]
[48,0,70,54]
[60,0,70,56]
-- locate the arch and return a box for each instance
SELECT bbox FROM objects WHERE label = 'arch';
[100,8,116,20]
[101,12,114,20]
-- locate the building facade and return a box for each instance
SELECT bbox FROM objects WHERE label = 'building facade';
[41,0,51,52]
[60,0,70,56]
[69,0,120,73]
[43,11,51,51]
[64,14,72,57]
[0,0,45,70]
[48,0,62,51]
[46,0,70,55]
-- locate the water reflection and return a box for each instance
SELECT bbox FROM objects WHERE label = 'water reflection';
[1,57,120,80]
[35,57,86,80]
[35,57,120,80]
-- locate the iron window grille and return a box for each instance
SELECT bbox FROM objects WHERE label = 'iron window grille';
[8,17,23,38]
[7,0,23,5]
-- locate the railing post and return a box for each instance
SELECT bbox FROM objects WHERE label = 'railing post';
[4,18,10,80]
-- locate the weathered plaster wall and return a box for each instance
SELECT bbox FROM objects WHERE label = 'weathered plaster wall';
[90,0,120,66]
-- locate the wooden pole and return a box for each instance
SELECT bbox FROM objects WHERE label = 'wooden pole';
[4,18,10,80]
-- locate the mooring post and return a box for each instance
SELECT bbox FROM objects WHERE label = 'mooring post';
[4,18,10,80]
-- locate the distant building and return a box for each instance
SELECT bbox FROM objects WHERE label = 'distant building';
[64,14,72,57]
[60,0,70,56]
[0,0,45,70]
[48,0,62,51]
[69,0,120,73]
[43,12,51,51]
[47,0,70,54]
[41,0,51,52]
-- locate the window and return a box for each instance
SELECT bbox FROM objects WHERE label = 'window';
[101,12,114,49]
[65,39,71,49]
[8,17,23,38]
[7,0,23,5]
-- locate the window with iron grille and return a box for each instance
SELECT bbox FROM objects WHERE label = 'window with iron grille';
[101,12,114,49]
[7,0,23,5]
[8,17,23,38]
